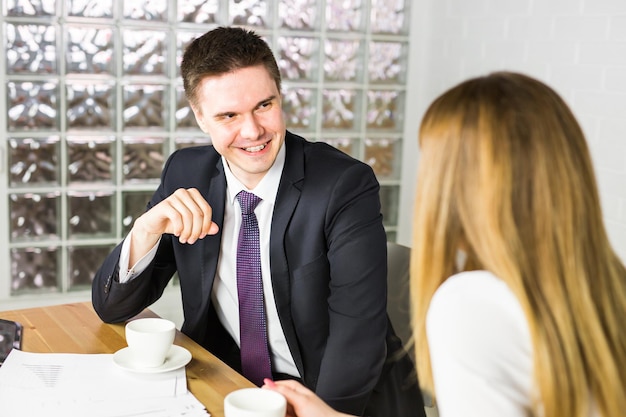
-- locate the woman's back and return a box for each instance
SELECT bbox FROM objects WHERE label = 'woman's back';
[412,71,626,417]
[427,270,602,417]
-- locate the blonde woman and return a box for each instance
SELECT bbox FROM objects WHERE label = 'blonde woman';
[264,72,626,417]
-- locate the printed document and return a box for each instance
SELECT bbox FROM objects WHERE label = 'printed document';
[0,349,210,417]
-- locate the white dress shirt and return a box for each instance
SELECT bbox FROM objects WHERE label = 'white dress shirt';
[119,143,300,376]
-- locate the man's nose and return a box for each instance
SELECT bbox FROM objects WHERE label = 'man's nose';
[240,114,263,139]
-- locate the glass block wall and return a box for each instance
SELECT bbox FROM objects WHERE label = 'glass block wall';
[1,0,410,299]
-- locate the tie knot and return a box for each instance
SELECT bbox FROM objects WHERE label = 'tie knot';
[236,190,261,215]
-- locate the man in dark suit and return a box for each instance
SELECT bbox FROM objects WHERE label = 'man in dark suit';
[92,26,424,417]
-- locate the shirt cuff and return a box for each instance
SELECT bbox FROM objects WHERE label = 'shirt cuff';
[118,229,161,283]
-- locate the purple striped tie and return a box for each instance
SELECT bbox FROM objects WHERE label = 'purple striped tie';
[236,190,272,386]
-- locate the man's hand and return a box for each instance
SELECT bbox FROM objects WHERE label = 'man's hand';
[129,188,219,265]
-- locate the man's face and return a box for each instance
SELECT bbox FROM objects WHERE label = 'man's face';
[191,65,286,189]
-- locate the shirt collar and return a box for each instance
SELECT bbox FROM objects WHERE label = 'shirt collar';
[223,139,286,206]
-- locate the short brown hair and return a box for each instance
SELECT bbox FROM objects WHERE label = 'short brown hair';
[181,26,281,107]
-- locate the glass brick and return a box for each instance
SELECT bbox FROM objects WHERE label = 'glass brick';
[123,0,167,21]
[67,0,113,17]
[68,245,114,288]
[10,247,59,294]
[279,0,318,30]
[368,41,406,84]
[7,80,58,130]
[6,23,57,74]
[67,136,115,184]
[123,136,165,183]
[366,90,404,131]
[66,26,114,74]
[322,89,360,130]
[176,32,204,77]
[123,191,154,235]
[1,0,410,300]
[370,0,407,34]
[324,39,363,82]
[9,137,59,186]
[229,0,269,27]
[282,87,317,131]
[10,192,60,241]
[178,0,218,23]
[6,0,55,17]
[278,37,319,81]
[380,185,400,227]
[325,0,363,32]
[319,137,358,158]
[175,136,212,150]
[175,85,198,130]
[364,137,401,179]
[122,29,167,76]
[123,84,167,129]
[67,191,114,237]
[66,82,114,129]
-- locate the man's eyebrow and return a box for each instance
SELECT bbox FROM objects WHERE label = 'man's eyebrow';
[213,110,234,118]
[212,95,278,119]
[257,95,278,106]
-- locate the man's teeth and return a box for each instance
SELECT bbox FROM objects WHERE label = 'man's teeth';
[244,144,266,152]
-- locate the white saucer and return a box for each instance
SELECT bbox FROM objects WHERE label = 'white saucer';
[113,345,192,374]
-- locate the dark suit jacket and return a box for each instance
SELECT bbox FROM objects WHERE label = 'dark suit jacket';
[92,131,423,416]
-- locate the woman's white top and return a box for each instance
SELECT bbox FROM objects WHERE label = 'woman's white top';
[426,270,534,417]
[426,270,602,417]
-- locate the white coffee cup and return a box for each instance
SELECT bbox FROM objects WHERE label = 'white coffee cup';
[125,318,176,368]
[224,388,287,417]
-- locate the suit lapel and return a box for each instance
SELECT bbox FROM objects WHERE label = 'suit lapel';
[200,158,226,299]
[270,133,305,374]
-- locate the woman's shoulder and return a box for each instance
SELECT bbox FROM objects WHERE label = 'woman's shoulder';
[427,270,534,416]
[432,270,517,305]
[429,270,526,330]
[427,270,532,370]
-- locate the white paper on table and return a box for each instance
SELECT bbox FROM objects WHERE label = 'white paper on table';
[0,349,210,417]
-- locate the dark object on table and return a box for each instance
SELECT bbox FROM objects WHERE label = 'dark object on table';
[0,318,23,365]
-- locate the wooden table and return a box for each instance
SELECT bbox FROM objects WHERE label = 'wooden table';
[0,301,254,417]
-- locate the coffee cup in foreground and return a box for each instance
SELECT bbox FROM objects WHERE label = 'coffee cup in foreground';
[125,318,176,368]
[224,388,286,417]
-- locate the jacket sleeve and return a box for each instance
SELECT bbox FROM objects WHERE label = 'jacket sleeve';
[314,162,388,415]
[92,152,183,323]
[91,234,177,323]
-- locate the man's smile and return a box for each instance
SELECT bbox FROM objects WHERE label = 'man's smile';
[243,143,267,152]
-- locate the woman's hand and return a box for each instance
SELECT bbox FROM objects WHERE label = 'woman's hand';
[262,379,354,417]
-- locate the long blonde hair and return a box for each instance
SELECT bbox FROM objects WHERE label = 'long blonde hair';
[411,72,626,417]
